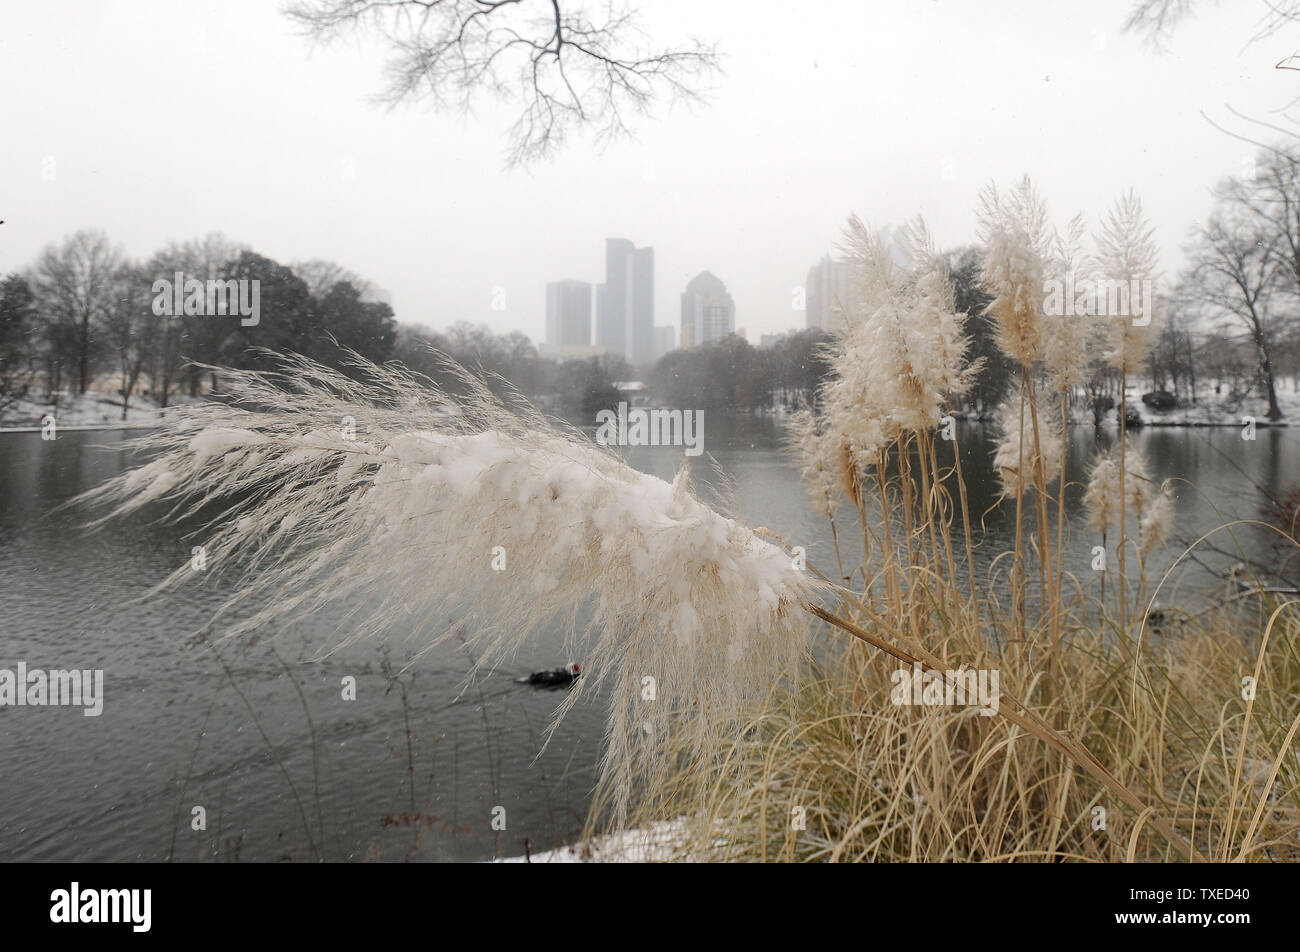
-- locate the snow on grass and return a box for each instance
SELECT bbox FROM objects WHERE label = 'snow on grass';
[495,820,687,863]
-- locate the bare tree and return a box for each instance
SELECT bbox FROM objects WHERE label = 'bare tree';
[0,274,38,414]
[1124,0,1196,47]
[147,233,247,397]
[1222,148,1300,298]
[1127,1,1300,151]
[101,264,154,420]
[284,0,721,166]
[1127,0,1300,50]
[1185,209,1288,418]
[1146,295,1199,402]
[139,300,184,409]
[30,230,124,396]
[292,258,374,299]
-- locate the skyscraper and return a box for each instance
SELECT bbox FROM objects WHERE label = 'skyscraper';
[545,279,592,354]
[596,238,654,366]
[653,325,676,362]
[680,271,735,348]
[805,255,855,333]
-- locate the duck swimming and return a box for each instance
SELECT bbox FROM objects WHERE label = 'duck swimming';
[519,663,582,688]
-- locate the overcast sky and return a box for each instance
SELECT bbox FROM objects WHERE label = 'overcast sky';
[1,0,1292,345]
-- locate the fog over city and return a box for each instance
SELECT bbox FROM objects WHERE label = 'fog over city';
[1,0,1285,342]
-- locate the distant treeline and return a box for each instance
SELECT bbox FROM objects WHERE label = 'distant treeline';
[399,324,834,415]
[392,321,630,415]
[0,230,1012,421]
[0,231,397,418]
[9,215,1298,424]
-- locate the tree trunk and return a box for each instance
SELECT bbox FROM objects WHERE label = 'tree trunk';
[78,311,91,394]
[1264,362,1282,420]
[1252,324,1284,420]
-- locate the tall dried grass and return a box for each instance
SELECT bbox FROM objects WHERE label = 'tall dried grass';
[76,183,1300,863]
[602,188,1297,863]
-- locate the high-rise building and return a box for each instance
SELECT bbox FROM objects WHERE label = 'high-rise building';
[596,238,654,366]
[805,255,855,333]
[680,271,735,348]
[653,325,675,362]
[544,279,592,355]
[805,230,912,332]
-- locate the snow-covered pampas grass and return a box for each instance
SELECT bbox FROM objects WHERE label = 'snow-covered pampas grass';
[1041,213,1096,659]
[1095,186,1159,631]
[808,215,979,613]
[74,353,816,818]
[1124,443,1153,516]
[902,218,982,402]
[1081,440,1173,612]
[625,186,1239,865]
[1139,480,1175,559]
[1043,213,1095,395]
[1082,442,1151,533]
[1083,450,1122,538]
[785,406,841,519]
[1096,190,1159,376]
[820,216,976,465]
[977,177,1049,367]
[977,178,1057,643]
[992,386,1062,497]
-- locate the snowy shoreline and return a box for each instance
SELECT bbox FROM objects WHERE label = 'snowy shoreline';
[494,819,687,863]
[1077,386,1300,429]
[6,387,1299,434]
[0,392,199,433]
[0,423,161,433]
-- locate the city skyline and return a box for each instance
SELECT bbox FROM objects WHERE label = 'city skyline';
[597,238,655,365]
[545,245,799,362]
[544,278,595,356]
[805,255,855,335]
[681,271,737,348]
[3,0,1278,350]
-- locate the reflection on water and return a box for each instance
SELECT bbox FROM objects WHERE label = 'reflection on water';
[0,418,1294,860]
[626,418,1298,603]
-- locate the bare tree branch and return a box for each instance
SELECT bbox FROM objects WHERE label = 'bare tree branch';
[283,0,721,166]
[1184,176,1296,419]
[1124,0,1200,49]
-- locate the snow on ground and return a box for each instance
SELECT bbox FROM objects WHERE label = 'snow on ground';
[1064,384,1300,427]
[1132,386,1300,426]
[495,819,687,863]
[0,392,200,431]
[10,382,1299,434]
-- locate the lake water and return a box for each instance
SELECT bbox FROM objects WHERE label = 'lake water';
[1,417,1295,861]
